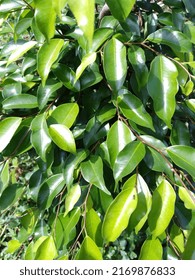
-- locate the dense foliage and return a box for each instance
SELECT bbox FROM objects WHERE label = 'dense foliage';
[0,0,195,260]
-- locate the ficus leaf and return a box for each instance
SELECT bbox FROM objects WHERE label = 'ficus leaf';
[106,0,136,21]
[37,39,64,86]
[147,55,178,128]
[102,186,137,242]
[148,180,176,238]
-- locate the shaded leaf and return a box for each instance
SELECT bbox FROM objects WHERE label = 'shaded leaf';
[85,208,103,246]
[0,184,25,211]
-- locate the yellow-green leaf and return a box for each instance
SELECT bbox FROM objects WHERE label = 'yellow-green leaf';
[76,236,102,260]
[75,52,97,82]
[64,183,81,216]
[139,239,163,260]
[102,187,137,242]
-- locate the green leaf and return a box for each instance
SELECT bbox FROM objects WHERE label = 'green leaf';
[53,0,68,17]
[14,18,32,41]
[64,149,89,187]
[37,174,65,210]
[35,236,58,260]
[148,180,176,238]
[34,0,56,42]
[0,184,25,211]
[139,239,163,260]
[21,208,40,235]
[113,141,146,182]
[147,55,178,128]
[31,113,52,162]
[81,155,110,195]
[118,91,155,131]
[68,0,95,50]
[103,38,127,92]
[182,226,195,260]
[128,46,148,90]
[2,94,38,109]
[102,186,137,242]
[37,39,64,86]
[167,145,195,178]
[107,120,135,168]
[0,117,22,152]
[106,0,136,21]
[7,240,21,254]
[170,120,190,146]
[7,41,37,66]
[85,208,103,246]
[170,224,185,253]
[53,64,80,92]
[178,187,195,210]
[185,99,195,113]
[123,174,152,233]
[76,236,103,260]
[64,184,81,216]
[49,124,76,154]
[91,28,113,52]
[75,52,97,82]
[50,103,79,128]
[37,80,62,110]
[0,160,9,193]
[147,28,192,52]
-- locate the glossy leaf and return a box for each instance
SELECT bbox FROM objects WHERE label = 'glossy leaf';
[113,141,146,182]
[49,124,76,154]
[53,0,68,17]
[147,55,178,128]
[139,239,163,260]
[0,184,25,211]
[170,224,184,253]
[53,64,80,92]
[85,208,103,246]
[148,180,176,238]
[182,226,195,260]
[2,94,38,109]
[64,149,89,187]
[75,52,97,82]
[147,28,192,52]
[37,174,65,210]
[102,186,137,242]
[185,99,195,113]
[0,117,22,152]
[167,145,195,178]
[31,114,52,161]
[107,120,135,168]
[37,80,62,110]
[50,103,79,128]
[64,184,81,216]
[178,187,195,210]
[76,236,102,260]
[7,41,37,66]
[68,0,95,50]
[7,240,21,254]
[103,38,127,92]
[106,0,136,21]
[118,91,155,131]
[91,28,113,52]
[170,120,190,146]
[81,155,110,195]
[34,0,56,42]
[123,174,152,233]
[128,46,148,90]
[35,236,58,260]
[37,39,64,86]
